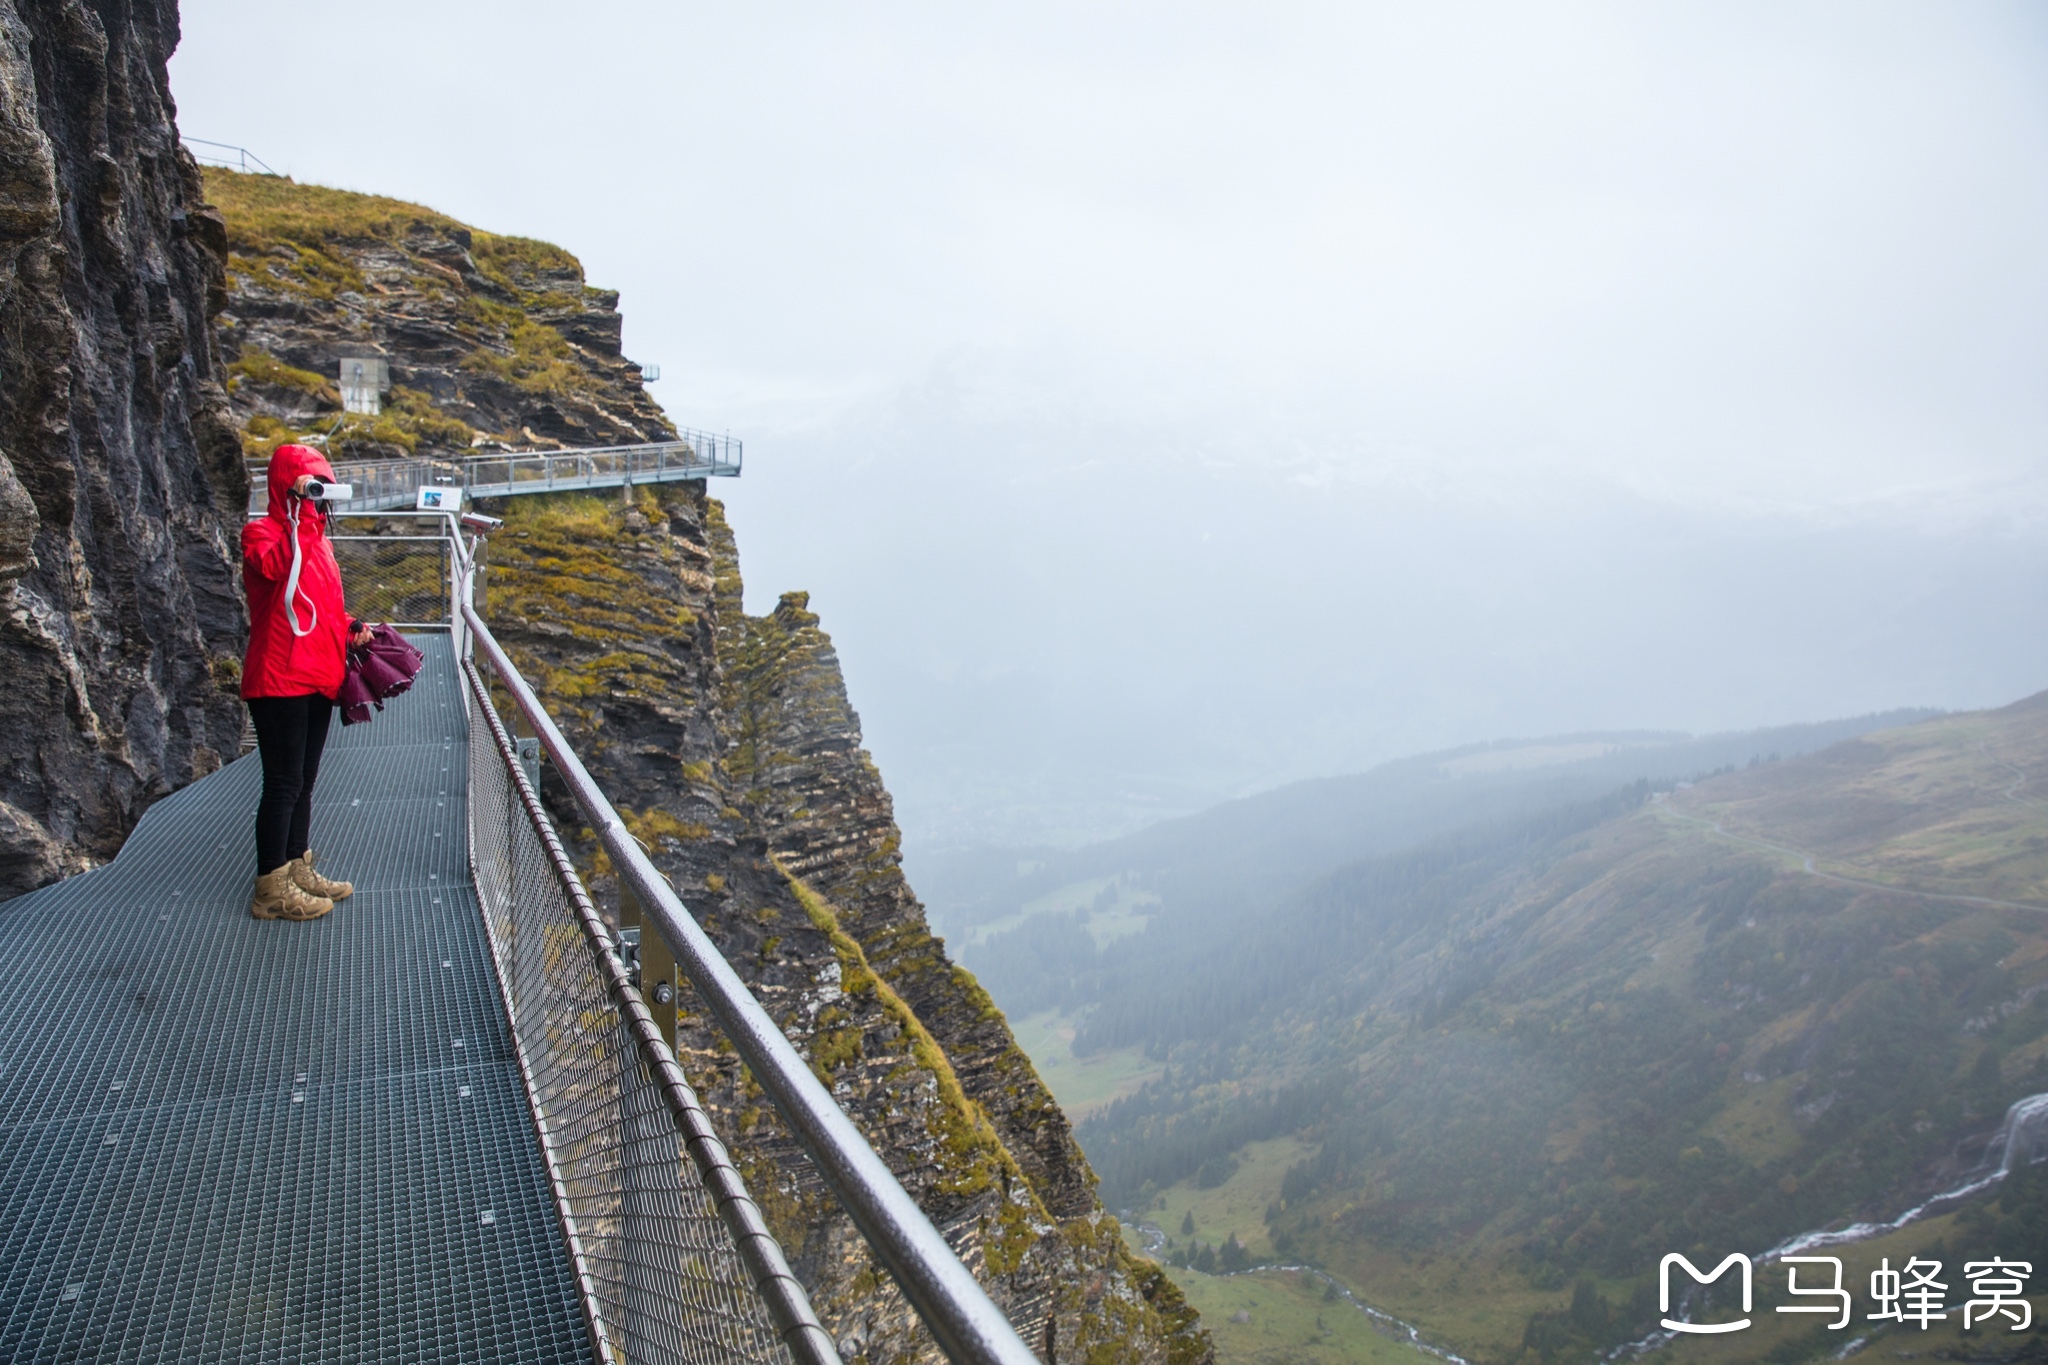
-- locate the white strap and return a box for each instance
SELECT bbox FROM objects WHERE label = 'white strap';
[283,497,318,638]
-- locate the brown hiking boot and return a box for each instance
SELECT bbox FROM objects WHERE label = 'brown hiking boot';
[250,865,333,921]
[290,849,353,900]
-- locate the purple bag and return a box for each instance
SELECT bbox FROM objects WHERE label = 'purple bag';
[339,623,426,725]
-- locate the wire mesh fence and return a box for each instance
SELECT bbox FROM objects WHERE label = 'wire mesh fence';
[332,534,453,625]
[463,656,799,1365]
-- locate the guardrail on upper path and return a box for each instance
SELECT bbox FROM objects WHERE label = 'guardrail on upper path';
[247,432,742,516]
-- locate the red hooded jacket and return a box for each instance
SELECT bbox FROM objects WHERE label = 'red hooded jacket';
[241,444,355,700]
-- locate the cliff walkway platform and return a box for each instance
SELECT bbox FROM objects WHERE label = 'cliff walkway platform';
[0,517,1037,1365]
[247,432,742,517]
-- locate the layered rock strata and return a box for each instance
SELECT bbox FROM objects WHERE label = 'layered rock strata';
[208,174,1210,1364]
[0,0,248,898]
[203,168,672,458]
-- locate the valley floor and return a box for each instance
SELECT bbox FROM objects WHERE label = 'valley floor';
[1010,1008,1164,1119]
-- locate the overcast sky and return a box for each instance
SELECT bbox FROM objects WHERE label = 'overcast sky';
[171,3,2048,852]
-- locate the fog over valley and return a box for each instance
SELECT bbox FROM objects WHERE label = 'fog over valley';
[169,1,2048,854]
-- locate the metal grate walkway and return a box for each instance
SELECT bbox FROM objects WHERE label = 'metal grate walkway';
[0,635,591,1363]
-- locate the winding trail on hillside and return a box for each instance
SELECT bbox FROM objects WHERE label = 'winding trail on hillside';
[1983,738,2038,809]
[1655,803,2048,914]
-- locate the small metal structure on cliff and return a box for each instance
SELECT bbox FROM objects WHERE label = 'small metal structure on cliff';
[0,498,1039,1364]
[339,356,390,415]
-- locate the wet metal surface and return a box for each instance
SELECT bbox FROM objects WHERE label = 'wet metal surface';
[0,635,588,1363]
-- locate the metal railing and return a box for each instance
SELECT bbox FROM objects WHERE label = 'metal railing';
[329,533,452,627]
[464,642,835,1365]
[305,511,1044,1363]
[452,560,1040,1365]
[247,434,741,516]
[242,450,1050,1359]
[183,137,279,175]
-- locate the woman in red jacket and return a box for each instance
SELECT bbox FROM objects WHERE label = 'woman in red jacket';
[241,444,371,920]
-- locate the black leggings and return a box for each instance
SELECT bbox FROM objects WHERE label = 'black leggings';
[248,694,334,874]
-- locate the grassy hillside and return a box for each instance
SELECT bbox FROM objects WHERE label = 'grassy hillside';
[944,713,1939,1032]
[1069,695,2048,1364]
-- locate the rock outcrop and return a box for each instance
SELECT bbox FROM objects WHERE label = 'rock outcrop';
[203,168,672,459]
[207,172,1210,1364]
[0,0,247,898]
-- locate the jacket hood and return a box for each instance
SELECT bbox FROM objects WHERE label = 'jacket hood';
[267,444,335,519]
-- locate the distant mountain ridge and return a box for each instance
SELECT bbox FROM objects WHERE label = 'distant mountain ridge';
[934,709,1940,1026]
[923,709,1939,946]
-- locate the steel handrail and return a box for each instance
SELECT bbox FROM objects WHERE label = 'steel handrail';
[461,603,1039,1365]
[461,650,836,1365]
[183,137,279,175]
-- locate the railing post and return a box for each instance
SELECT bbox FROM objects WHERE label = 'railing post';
[510,710,542,798]
[617,877,692,1365]
[622,880,680,1053]
[446,514,472,658]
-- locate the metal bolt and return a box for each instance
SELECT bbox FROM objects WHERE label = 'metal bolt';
[652,981,675,1005]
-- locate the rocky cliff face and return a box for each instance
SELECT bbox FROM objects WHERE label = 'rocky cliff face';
[203,168,672,459]
[0,0,247,898]
[208,173,1210,1365]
